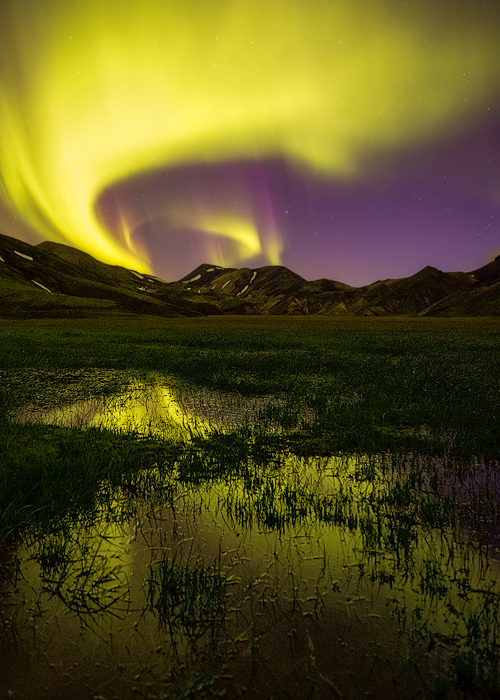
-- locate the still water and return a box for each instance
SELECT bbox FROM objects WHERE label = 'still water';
[16,371,281,438]
[2,372,500,699]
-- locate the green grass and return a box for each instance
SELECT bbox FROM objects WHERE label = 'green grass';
[0,419,174,541]
[1,315,500,699]
[1,315,499,538]
[1,316,499,456]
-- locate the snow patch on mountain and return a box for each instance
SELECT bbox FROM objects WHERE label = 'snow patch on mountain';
[32,280,51,292]
[15,251,33,261]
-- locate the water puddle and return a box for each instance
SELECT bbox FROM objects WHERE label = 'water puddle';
[2,451,500,699]
[13,370,284,439]
[0,460,414,699]
[2,373,500,698]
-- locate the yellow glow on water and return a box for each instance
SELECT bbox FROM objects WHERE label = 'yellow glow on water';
[1,0,499,271]
[32,381,207,439]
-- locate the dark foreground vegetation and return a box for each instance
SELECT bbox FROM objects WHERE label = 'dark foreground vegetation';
[0,315,499,699]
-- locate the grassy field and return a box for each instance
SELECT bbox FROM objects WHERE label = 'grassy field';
[2,315,499,453]
[1,315,500,699]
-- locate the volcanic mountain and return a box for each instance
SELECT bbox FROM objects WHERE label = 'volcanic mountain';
[1,232,499,317]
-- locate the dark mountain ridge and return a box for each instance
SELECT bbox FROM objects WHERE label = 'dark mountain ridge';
[1,231,499,317]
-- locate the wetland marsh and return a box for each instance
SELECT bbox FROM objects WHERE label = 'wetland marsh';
[0,316,499,699]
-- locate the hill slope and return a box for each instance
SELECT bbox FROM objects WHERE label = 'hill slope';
[1,232,499,317]
[0,234,211,317]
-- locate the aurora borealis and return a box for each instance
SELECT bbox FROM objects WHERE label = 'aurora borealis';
[1,0,499,285]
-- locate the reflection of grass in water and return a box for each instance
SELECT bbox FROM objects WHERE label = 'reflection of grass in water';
[168,446,500,696]
[4,437,500,697]
[1,317,500,697]
[147,552,229,642]
[3,437,500,695]
[27,513,137,621]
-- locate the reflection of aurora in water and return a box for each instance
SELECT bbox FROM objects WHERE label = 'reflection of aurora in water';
[3,440,500,697]
[4,373,500,698]
[20,379,199,439]
[17,373,280,438]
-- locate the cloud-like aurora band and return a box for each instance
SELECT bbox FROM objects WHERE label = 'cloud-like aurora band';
[1,0,499,275]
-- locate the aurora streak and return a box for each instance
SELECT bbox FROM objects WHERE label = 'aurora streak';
[1,0,500,283]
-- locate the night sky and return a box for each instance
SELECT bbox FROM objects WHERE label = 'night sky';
[1,0,500,286]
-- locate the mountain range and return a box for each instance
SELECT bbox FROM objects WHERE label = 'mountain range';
[1,232,500,317]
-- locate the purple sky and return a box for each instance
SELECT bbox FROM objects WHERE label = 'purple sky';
[1,0,500,287]
[96,109,500,286]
